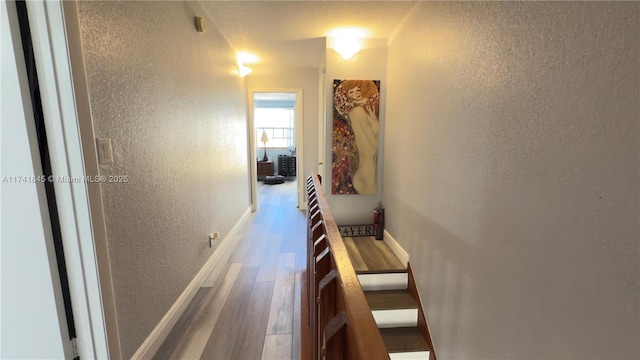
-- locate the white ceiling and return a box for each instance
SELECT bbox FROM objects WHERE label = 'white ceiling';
[198,1,418,73]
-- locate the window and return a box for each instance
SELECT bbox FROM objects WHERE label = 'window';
[255,107,294,148]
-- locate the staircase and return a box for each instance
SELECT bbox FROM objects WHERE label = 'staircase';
[344,236,434,360]
[303,172,435,360]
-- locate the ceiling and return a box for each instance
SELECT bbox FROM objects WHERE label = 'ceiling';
[198,1,418,73]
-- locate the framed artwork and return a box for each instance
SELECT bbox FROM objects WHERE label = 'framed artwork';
[332,79,381,195]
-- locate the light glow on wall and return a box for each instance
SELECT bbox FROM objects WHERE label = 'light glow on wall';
[237,51,259,64]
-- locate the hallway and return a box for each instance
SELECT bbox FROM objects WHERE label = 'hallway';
[154,180,306,359]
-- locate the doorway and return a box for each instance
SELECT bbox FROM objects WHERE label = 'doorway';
[249,89,304,211]
[4,0,110,358]
[14,1,78,354]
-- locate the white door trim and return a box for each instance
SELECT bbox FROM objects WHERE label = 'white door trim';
[2,1,70,358]
[248,88,305,210]
[318,67,326,180]
[23,1,111,358]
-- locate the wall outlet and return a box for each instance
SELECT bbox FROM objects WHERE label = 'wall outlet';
[209,232,221,248]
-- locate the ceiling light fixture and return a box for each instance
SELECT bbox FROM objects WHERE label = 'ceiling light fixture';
[329,28,368,60]
[333,38,361,60]
[236,52,257,77]
[238,64,252,77]
[333,37,361,59]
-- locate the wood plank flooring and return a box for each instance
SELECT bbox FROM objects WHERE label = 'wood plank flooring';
[154,179,306,360]
[343,236,406,274]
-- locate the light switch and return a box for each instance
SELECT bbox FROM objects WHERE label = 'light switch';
[97,138,113,164]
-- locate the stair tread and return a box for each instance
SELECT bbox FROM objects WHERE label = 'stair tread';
[357,268,408,274]
[344,236,406,273]
[365,290,417,310]
[380,327,430,353]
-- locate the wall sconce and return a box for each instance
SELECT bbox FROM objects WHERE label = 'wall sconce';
[238,64,252,77]
[236,52,257,77]
[333,37,361,59]
[329,28,367,60]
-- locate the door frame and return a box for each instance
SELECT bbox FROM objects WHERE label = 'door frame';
[317,67,326,183]
[248,88,305,211]
[10,1,113,358]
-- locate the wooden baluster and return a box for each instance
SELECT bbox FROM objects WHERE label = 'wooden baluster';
[308,221,325,314]
[310,219,326,296]
[311,220,325,242]
[317,269,337,360]
[308,213,322,269]
[310,210,322,227]
[314,248,332,360]
[309,233,326,359]
[322,312,347,360]
[313,234,327,258]
[306,182,317,360]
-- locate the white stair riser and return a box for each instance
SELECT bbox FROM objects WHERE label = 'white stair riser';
[358,273,408,291]
[389,351,430,359]
[372,309,418,328]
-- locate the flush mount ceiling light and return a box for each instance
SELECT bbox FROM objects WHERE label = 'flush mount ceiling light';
[238,64,253,77]
[333,37,360,59]
[236,52,258,77]
[329,28,368,60]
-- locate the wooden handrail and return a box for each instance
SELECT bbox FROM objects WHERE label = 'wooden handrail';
[304,172,390,360]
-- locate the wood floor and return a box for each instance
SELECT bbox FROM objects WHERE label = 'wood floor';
[343,236,406,274]
[154,179,306,360]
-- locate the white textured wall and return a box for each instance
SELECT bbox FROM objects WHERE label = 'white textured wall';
[325,39,387,224]
[76,2,250,357]
[248,68,320,181]
[384,2,639,359]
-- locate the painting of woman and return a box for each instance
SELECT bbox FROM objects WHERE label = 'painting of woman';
[332,79,380,195]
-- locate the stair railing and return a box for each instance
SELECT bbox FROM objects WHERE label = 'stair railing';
[304,173,389,360]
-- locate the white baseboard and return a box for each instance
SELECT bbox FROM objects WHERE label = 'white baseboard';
[383,229,409,266]
[131,207,252,360]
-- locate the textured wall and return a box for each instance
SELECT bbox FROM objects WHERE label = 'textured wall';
[325,39,387,224]
[384,2,639,359]
[76,2,250,357]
